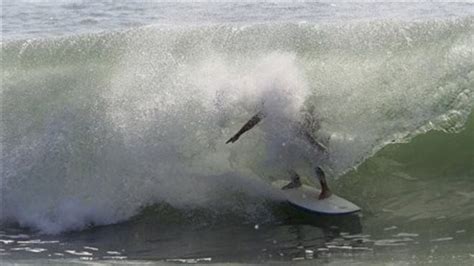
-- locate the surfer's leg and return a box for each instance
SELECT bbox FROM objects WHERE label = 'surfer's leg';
[282,169,302,190]
[315,167,332,199]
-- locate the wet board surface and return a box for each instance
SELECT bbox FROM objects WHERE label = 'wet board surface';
[273,180,361,215]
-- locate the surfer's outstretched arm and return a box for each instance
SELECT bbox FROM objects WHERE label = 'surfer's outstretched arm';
[226,111,265,144]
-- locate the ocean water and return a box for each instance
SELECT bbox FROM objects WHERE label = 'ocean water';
[1,1,474,265]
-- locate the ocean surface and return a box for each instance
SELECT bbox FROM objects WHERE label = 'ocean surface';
[1,1,474,265]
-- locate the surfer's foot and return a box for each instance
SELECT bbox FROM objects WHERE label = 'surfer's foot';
[315,167,332,200]
[282,170,302,190]
[282,179,302,190]
[318,188,332,200]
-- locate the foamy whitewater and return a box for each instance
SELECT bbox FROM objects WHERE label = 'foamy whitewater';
[1,1,473,264]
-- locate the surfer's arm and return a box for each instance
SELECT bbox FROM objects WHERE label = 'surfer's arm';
[302,129,327,152]
[226,111,265,144]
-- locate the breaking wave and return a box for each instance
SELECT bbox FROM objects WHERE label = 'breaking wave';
[1,18,473,233]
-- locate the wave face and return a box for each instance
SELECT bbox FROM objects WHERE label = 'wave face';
[2,18,473,233]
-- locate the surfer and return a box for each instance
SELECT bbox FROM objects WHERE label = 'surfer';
[226,110,332,200]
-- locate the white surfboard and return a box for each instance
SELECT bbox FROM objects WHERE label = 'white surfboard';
[273,180,361,215]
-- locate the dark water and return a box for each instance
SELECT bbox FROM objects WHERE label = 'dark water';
[2,204,363,263]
